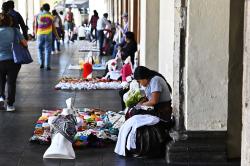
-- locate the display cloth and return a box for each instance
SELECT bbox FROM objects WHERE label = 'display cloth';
[30,108,125,147]
[55,77,123,90]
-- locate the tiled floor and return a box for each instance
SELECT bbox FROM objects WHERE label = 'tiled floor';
[0,41,240,166]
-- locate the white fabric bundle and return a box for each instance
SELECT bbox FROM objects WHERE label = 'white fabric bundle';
[43,98,76,159]
[114,115,159,156]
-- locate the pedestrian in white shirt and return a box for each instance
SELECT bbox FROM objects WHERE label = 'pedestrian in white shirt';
[96,13,111,56]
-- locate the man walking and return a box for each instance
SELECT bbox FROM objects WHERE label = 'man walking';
[35,3,59,70]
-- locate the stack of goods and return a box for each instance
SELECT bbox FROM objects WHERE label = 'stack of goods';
[55,77,123,90]
[79,46,99,52]
[30,108,125,147]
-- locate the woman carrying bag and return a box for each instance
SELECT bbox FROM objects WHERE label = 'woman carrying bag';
[0,13,27,111]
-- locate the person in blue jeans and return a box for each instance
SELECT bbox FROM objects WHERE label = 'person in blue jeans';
[0,13,27,112]
[35,3,59,70]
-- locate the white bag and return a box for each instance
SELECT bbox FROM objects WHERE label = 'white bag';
[43,98,76,159]
[43,133,75,159]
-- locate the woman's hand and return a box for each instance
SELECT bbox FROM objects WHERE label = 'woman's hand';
[142,92,160,106]
[20,39,28,48]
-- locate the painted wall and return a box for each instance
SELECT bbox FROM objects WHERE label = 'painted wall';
[140,0,159,71]
[159,0,174,88]
[185,0,230,130]
[241,1,250,165]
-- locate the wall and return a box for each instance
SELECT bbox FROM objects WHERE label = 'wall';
[139,0,159,71]
[159,0,174,87]
[185,0,230,130]
[0,0,3,8]
[241,0,250,165]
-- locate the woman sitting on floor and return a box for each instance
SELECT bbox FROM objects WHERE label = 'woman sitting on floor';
[115,66,173,158]
[133,66,172,121]
[117,31,137,66]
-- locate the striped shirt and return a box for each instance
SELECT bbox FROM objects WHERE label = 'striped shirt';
[36,11,53,35]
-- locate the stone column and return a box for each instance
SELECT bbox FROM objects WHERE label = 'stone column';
[17,0,28,24]
[158,0,174,87]
[166,0,231,163]
[140,0,159,71]
[34,0,41,15]
[241,0,250,165]
[185,0,229,131]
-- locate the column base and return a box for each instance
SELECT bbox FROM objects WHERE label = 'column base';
[166,131,227,164]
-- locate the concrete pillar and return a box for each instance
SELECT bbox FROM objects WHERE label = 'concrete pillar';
[158,0,174,87]
[185,0,230,130]
[27,0,34,34]
[166,1,231,163]
[241,1,250,165]
[34,0,41,15]
[140,0,159,71]
[17,0,28,24]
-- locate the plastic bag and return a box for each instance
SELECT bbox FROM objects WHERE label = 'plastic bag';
[124,89,143,108]
[43,98,77,159]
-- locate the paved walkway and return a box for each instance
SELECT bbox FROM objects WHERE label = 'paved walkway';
[0,40,241,166]
[0,40,168,166]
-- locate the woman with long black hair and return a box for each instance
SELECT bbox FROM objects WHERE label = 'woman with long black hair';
[133,66,172,121]
[115,66,173,158]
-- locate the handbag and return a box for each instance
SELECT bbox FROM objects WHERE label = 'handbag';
[12,29,33,64]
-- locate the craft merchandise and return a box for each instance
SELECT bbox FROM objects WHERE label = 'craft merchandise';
[55,77,123,90]
[43,98,77,159]
[114,115,160,156]
[30,107,125,148]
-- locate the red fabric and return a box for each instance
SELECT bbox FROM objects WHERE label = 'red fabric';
[65,12,73,22]
[82,63,93,79]
[121,63,132,81]
[90,16,99,28]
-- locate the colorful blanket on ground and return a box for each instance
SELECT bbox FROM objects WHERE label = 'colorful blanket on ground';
[55,77,123,90]
[29,108,125,147]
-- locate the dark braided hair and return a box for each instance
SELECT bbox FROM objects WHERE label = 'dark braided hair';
[134,66,172,93]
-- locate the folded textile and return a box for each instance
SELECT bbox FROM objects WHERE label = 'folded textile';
[51,115,77,143]
[114,115,159,156]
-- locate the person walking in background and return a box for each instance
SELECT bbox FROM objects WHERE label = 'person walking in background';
[112,12,129,58]
[6,0,28,40]
[59,11,65,44]
[64,7,74,43]
[0,13,27,111]
[117,31,137,66]
[96,13,111,56]
[35,3,59,70]
[51,10,62,54]
[89,10,99,42]
[33,7,43,39]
